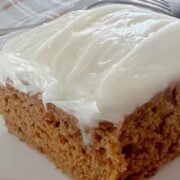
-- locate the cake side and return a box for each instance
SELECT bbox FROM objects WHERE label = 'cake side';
[0,82,179,180]
[120,82,180,179]
[0,85,127,180]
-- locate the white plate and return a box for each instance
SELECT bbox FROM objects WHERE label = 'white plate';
[0,117,179,180]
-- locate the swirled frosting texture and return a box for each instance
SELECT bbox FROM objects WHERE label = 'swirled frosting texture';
[0,5,180,127]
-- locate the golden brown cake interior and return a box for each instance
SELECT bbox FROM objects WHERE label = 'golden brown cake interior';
[0,83,179,180]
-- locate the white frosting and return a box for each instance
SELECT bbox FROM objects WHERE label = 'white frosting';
[0,5,180,128]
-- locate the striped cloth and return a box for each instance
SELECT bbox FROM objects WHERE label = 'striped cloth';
[0,0,79,29]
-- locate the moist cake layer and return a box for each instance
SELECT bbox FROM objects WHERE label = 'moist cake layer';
[0,82,179,179]
[0,5,180,128]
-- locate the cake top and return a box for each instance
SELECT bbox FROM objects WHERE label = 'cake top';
[0,5,180,128]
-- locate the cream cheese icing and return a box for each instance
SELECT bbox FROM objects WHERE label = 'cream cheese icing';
[0,5,180,128]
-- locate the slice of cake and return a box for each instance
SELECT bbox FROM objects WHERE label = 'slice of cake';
[0,5,179,180]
